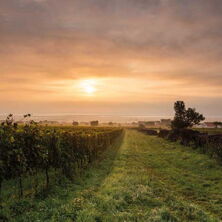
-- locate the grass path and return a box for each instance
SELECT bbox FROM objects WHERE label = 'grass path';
[4,130,222,221]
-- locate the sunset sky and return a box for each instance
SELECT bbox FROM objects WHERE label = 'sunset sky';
[1,0,222,116]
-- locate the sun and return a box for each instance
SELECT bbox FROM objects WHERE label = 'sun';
[80,79,97,95]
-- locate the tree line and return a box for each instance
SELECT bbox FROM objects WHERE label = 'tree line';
[140,101,222,162]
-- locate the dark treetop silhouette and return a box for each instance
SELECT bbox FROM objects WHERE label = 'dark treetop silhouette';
[171,101,205,129]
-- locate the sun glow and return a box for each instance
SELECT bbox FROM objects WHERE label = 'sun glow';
[80,79,97,95]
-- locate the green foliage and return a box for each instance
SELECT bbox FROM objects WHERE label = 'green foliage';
[1,130,222,221]
[171,101,205,129]
[0,115,123,200]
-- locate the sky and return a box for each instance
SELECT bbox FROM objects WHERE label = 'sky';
[0,0,222,116]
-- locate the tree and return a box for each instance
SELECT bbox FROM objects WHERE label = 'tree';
[72,121,79,126]
[90,120,99,126]
[171,101,205,129]
[213,121,222,128]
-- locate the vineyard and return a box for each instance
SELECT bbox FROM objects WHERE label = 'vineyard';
[0,118,123,203]
[1,115,222,221]
[138,127,222,163]
[1,130,222,221]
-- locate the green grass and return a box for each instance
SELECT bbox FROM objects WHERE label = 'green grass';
[1,130,222,221]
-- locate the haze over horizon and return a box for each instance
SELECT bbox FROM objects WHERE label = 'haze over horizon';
[1,0,222,116]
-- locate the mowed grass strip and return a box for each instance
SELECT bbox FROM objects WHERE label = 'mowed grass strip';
[72,130,222,222]
[2,130,222,221]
